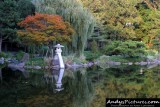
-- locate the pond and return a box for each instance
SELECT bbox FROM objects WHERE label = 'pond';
[0,64,160,107]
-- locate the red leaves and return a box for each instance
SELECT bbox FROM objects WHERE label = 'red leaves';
[17,13,74,45]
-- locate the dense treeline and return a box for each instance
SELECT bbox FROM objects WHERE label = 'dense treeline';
[1,0,160,60]
[81,0,160,42]
[80,0,160,59]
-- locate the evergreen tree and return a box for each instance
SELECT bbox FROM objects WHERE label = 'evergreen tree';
[17,0,35,18]
[0,0,20,52]
[0,0,35,52]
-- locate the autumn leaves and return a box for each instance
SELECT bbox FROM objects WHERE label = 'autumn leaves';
[17,13,74,46]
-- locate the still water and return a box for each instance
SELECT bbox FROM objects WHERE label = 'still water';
[0,65,160,107]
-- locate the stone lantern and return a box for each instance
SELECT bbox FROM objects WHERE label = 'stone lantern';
[53,44,65,69]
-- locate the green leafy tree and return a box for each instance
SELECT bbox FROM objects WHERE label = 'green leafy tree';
[143,0,160,10]
[81,0,143,40]
[152,32,160,52]
[136,5,160,46]
[81,0,160,52]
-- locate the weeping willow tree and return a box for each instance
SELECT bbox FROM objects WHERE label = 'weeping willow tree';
[31,0,95,56]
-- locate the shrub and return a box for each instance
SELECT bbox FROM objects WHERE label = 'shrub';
[0,52,7,58]
[15,51,25,60]
[90,40,99,53]
[103,40,147,58]
[146,50,157,56]
[84,51,101,61]
[63,54,87,64]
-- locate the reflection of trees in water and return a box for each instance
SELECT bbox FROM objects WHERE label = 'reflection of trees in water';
[0,67,33,107]
[2,65,160,107]
[64,68,94,107]
[141,68,160,98]
[43,69,65,92]
[13,68,94,107]
[89,65,160,107]
[28,70,46,88]
[0,68,2,82]
[27,68,94,107]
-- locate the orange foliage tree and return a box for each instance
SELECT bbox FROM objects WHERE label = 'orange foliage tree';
[17,13,74,46]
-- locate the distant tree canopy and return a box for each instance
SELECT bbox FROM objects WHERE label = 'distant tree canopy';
[17,13,74,46]
[136,4,160,47]
[81,0,143,40]
[143,0,160,10]
[80,0,160,48]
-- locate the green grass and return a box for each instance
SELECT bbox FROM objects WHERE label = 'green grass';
[25,57,47,66]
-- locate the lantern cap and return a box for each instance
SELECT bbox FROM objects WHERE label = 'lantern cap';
[54,44,64,48]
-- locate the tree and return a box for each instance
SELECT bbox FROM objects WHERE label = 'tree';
[136,4,160,46]
[0,0,20,52]
[90,40,99,53]
[17,13,74,46]
[143,0,160,10]
[81,0,160,51]
[32,0,95,56]
[152,32,160,52]
[17,0,35,18]
[80,0,143,41]
[0,0,35,52]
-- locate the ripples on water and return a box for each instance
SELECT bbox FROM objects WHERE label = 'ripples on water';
[0,65,160,107]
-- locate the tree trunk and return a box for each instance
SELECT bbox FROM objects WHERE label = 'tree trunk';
[0,37,2,53]
[5,44,7,52]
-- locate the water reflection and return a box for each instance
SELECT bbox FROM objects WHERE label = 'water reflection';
[9,66,29,78]
[0,68,2,82]
[55,69,64,92]
[140,68,143,74]
[89,65,160,107]
[147,64,158,69]
[0,65,160,107]
[65,68,94,107]
[44,68,65,92]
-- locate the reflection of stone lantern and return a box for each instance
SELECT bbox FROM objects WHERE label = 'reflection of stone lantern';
[53,44,65,69]
[53,69,64,92]
[44,68,65,92]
